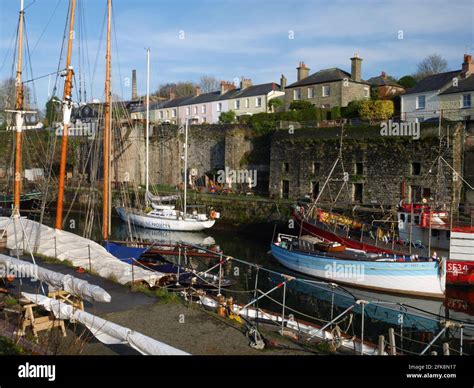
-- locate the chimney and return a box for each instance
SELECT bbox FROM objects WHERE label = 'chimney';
[350,54,363,82]
[380,71,387,79]
[195,86,202,97]
[462,54,474,77]
[240,77,253,90]
[132,69,137,100]
[169,91,176,100]
[297,62,310,81]
[220,81,236,95]
[280,74,287,91]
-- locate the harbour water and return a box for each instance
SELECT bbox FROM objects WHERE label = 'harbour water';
[37,210,474,355]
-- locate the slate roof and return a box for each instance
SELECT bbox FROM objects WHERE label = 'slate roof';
[404,70,461,95]
[286,68,369,88]
[366,75,402,88]
[131,83,281,112]
[439,75,474,95]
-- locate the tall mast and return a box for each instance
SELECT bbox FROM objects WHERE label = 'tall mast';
[55,0,77,230]
[102,0,112,240]
[183,119,188,216]
[13,0,25,212]
[145,48,150,198]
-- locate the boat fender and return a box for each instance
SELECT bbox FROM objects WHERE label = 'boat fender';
[247,327,265,350]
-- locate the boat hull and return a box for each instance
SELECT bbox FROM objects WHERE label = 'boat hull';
[446,260,474,286]
[116,207,215,232]
[270,244,446,299]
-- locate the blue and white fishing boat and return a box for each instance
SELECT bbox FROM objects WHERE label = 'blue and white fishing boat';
[271,234,446,299]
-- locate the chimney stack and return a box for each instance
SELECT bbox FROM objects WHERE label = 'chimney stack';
[195,86,202,97]
[240,77,253,90]
[220,81,236,95]
[381,71,387,79]
[350,54,363,82]
[132,69,137,100]
[280,74,287,91]
[297,62,310,81]
[169,91,176,100]
[462,54,474,77]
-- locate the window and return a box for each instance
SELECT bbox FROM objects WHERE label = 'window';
[422,187,431,200]
[217,103,222,112]
[463,94,471,108]
[353,183,363,203]
[282,180,290,199]
[193,106,198,115]
[283,162,289,173]
[410,185,422,203]
[411,162,421,176]
[312,182,320,199]
[202,117,207,123]
[159,111,164,119]
[417,95,426,109]
[322,85,330,97]
[308,87,314,99]
[312,162,321,174]
[399,214,406,223]
[293,89,301,100]
[235,100,240,110]
[166,110,170,118]
[256,97,262,107]
[172,109,177,118]
[186,107,190,116]
[364,87,370,98]
[201,105,206,114]
[355,162,364,175]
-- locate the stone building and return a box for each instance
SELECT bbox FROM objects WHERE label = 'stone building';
[283,55,371,110]
[367,71,405,99]
[269,124,464,210]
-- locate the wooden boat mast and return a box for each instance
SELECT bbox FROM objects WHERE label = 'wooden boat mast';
[102,0,112,240]
[55,0,77,230]
[13,0,25,212]
[145,48,150,200]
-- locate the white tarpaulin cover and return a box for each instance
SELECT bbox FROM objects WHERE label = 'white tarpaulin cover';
[0,254,111,303]
[0,217,164,286]
[22,292,190,356]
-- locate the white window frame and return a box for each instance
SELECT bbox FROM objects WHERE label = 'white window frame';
[160,111,164,119]
[201,105,206,114]
[256,97,262,107]
[193,106,198,115]
[307,87,314,99]
[417,95,426,110]
[186,107,190,116]
[235,100,240,110]
[364,87,370,98]
[322,85,330,97]
[293,89,301,100]
[217,102,222,112]
[462,94,471,108]
[172,109,177,118]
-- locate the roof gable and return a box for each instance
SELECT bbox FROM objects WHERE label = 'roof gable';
[440,75,474,95]
[286,68,366,88]
[405,70,461,95]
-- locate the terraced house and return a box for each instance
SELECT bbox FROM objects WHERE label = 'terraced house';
[283,55,371,110]
[131,78,284,125]
[401,54,474,122]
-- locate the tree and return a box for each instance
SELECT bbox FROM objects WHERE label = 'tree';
[397,75,417,89]
[358,100,394,123]
[342,100,361,118]
[44,97,62,127]
[289,100,313,110]
[199,76,220,93]
[268,97,284,112]
[219,110,236,124]
[414,54,448,80]
[154,82,197,99]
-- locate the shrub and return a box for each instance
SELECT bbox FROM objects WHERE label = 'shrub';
[289,100,314,110]
[219,110,236,123]
[358,100,394,122]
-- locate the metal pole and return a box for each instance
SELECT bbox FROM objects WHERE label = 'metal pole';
[176,246,181,285]
[361,301,366,355]
[88,244,91,272]
[307,303,357,341]
[388,328,396,355]
[183,120,188,216]
[460,326,463,356]
[420,327,448,355]
[239,281,287,313]
[217,254,222,296]
[281,281,287,333]
[145,48,150,197]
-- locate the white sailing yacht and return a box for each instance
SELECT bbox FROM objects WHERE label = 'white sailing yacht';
[116,49,217,231]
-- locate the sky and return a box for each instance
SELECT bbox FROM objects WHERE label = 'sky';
[0,0,473,110]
